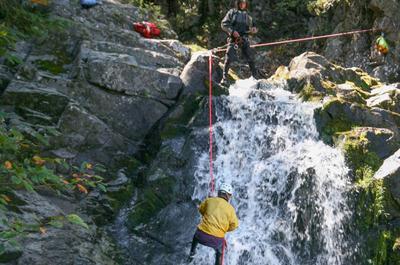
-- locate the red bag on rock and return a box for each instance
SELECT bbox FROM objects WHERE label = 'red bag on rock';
[133,22,161,38]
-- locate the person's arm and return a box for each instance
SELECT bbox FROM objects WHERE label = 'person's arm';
[198,199,207,216]
[228,210,239,232]
[248,14,258,34]
[221,9,235,35]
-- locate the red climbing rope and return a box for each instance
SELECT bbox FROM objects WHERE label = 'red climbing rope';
[221,240,227,265]
[208,53,215,195]
[214,28,377,52]
[208,53,227,265]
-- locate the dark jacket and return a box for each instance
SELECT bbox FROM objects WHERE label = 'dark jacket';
[221,8,255,36]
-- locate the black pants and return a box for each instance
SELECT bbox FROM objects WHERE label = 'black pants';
[222,37,257,79]
[190,235,223,265]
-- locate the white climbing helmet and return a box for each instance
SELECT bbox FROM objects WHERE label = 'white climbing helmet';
[219,183,233,195]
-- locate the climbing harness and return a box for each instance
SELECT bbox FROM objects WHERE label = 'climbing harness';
[207,27,378,265]
[233,36,244,50]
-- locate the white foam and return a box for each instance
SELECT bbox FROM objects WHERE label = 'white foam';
[192,80,352,264]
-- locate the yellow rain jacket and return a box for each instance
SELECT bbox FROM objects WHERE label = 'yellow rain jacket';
[197,197,239,238]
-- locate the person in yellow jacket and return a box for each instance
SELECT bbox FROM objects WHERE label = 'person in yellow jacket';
[188,183,239,264]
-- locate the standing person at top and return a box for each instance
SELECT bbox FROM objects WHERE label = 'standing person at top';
[188,183,239,265]
[220,0,259,86]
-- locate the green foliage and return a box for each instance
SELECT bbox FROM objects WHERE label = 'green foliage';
[299,82,324,101]
[0,111,105,254]
[160,96,203,140]
[342,130,382,175]
[0,0,68,58]
[127,177,175,229]
[36,59,65,75]
[66,161,108,194]
[0,115,64,194]
[307,0,345,15]
[0,24,16,56]
[66,214,89,229]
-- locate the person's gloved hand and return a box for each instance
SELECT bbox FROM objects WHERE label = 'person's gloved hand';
[250,27,258,34]
[232,31,240,38]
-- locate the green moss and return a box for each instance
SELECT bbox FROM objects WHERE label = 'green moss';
[127,176,175,229]
[364,230,400,265]
[185,43,207,52]
[107,183,134,211]
[322,116,353,138]
[320,80,337,94]
[299,82,324,101]
[341,128,400,265]
[203,79,228,96]
[344,81,371,99]
[356,178,385,229]
[373,231,391,264]
[270,66,290,81]
[36,60,64,74]
[160,96,203,140]
[340,129,383,173]
[35,48,72,75]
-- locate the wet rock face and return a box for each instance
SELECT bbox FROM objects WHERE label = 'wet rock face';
[272,51,400,264]
[0,0,188,168]
[314,0,400,83]
[117,94,215,264]
[272,52,400,153]
[0,0,193,264]
[374,148,400,204]
[180,52,223,96]
[0,190,120,265]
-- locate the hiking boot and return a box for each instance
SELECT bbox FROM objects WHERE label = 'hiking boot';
[219,77,229,87]
[187,254,195,263]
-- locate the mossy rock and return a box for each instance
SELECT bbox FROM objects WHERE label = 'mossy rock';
[314,98,355,143]
[107,183,134,212]
[360,228,400,265]
[36,59,65,75]
[0,241,22,262]
[127,176,176,229]
[336,128,383,173]
[298,82,324,102]
[335,127,399,162]
[160,95,204,141]
[203,79,229,96]
[269,66,290,82]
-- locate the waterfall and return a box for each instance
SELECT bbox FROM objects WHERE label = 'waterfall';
[192,79,353,265]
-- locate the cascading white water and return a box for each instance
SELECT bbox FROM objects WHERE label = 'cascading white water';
[192,79,353,265]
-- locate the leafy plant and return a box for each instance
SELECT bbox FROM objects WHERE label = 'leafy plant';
[0,111,106,255]
[0,0,68,59]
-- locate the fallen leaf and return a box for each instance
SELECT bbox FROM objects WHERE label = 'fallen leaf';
[1,195,11,202]
[4,161,12,170]
[32,155,46,166]
[85,163,93,170]
[39,227,46,235]
[76,184,88,194]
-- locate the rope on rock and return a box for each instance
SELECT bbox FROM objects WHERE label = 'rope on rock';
[208,53,215,195]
